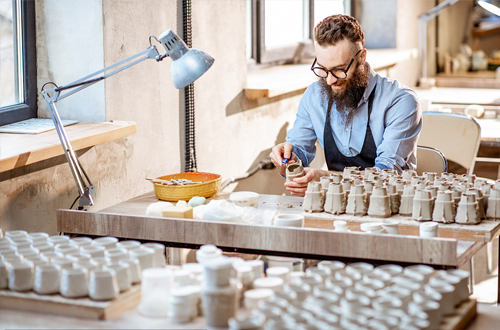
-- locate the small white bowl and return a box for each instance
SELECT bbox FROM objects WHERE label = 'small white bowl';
[229,191,259,208]
[273,214,304,227]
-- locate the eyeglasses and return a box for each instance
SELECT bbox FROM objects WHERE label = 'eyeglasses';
[311,49,363,80]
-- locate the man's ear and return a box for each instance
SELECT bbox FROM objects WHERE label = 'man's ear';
[360,48,367,65]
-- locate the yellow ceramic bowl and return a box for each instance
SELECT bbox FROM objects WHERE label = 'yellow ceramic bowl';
[152,172,222,202]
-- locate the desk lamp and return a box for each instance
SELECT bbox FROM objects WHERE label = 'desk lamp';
[478,0,500,16]
[41,29,214,210]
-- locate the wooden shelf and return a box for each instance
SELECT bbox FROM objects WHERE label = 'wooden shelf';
[435,71,500,89]
[472,21,500,38]
[245,48,418,99]
[0,121,137,173]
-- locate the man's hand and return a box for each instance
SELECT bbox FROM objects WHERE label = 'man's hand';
[269,143,297,176]
[284,167,329,196]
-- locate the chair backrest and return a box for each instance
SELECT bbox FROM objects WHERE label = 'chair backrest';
[418,112,481,175]
[416,146,448,176]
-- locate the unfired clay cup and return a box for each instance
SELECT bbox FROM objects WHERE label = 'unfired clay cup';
[8,261,34,291]
[27,232,49,244]
[105,247,129,264]
[80,245,106,258]
[204,258,234,287]
[33,264,60,294]
[51,257,74,270]
[138,268,174,318]
[104,263,131,292]
[119,258,141,284]
[71,237,93,248]
[89,269,120,301]
[54,243,79,255]
[116,240,142,251]
[6,230,28,240]
[0,260,9,289]
[59,267,88,298]
[47,235,70,245]
[229,191,259,208]
[273,214,304,227]
[129,247,155,271]
[93,236,119,249]
[142,243,166,267]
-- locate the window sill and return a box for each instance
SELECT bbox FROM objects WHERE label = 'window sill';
[0,121,137,173]
[245,48,418,99]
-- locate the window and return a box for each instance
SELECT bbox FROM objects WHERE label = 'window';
[0,0,36,126]
[247,0,349,65]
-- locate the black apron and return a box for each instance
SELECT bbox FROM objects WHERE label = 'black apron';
[324,85,377,171]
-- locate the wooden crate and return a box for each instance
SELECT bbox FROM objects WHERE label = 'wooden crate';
[0,284,140,320]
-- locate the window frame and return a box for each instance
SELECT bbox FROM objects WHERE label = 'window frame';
[250,0,350,65]
[0,0,37,126]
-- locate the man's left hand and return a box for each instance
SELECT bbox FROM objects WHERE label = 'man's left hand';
[284,167,329,196]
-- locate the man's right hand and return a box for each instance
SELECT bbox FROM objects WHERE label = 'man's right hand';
[269,143,296,176]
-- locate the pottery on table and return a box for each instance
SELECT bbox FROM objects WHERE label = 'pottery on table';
[402,170,417,183]
[412,189,434,221]
[324,183,346,215]
[387,184,400,214]
[59,267,88,298]
[364,167,379,180]
[320,176,334,191]
[286,160,304,183]
[364,180,375,204]
[399,184,415,216]
[346,184,368,216]
[394,180,406,197]
[382,220,400,234]
[33,264,60,295]
[330,173,343,183]
[455,192,481,225]
[273,214,305,227]
[103,263,131,292]
[342,178,353,196]
[432,191,456,223]
[302,181,324,213]
[467,188,486,219]
[89,269,120,301]
[368,186,392,218]
[486,187,500,220]
[343,166,360,179]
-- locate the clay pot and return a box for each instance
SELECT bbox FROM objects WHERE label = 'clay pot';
[402,170,417,183]
[412,190,434,221]
[486,187,500,220]
[411,176,426,187]
[455,193,481,225]
[324,183,347,215]
[346,185,368,216]
[423,172,436,183]
[463,174,476,185]
[394,180,406,197]
[368,186,392,218]
[351,175,364,186]
[438,182,451,192]
[302,182,324,213]
[364,181,375,204]
[286,160,304,182]
[432,191,455,223]
[467,188,486,219]
[481,183,492,211]
[342,178,353,197]
[441,172,455,181]
[364,167,378,180]
[387,184,400,215]
[451,188,462,206]
[330,173,343,183]
[320,176,334,191]
[368,173,380,182]
[343,166,360,179]
[399,185,416,216]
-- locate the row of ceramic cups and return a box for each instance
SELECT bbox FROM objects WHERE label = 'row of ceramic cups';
[233,261,470,330]
[0,231,167,300]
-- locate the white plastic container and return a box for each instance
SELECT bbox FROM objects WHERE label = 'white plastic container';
[267,256,303,272]
[360,222,386,234]
[419,222,438,238]
[334,220,349,232]
[229,191,260,208]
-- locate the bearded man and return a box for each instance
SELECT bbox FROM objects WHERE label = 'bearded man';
[270,14,422,196]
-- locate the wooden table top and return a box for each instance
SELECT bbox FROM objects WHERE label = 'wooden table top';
[56,192,492,268]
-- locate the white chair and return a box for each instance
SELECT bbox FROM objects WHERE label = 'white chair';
[416,146,447,176]
[418,112,481,175]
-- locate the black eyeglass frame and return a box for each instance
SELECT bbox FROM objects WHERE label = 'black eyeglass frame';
[310,49,363,80]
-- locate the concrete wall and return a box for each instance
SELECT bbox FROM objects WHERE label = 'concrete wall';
[0,0,456,234]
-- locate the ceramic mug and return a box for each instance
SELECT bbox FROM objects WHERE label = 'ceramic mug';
[89,269,120,301]
[33,264,60,294]
[60,267,88,298]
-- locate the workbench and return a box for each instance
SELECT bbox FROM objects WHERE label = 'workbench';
[57,192,500,270]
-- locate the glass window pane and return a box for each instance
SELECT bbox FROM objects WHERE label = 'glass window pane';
[265,0,309,48]
[0,0,23,108]
[314,0,345,27]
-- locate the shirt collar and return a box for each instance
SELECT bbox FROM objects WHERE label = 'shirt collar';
[357,62,377,107]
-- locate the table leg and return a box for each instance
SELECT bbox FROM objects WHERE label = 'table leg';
[470,258,474,296]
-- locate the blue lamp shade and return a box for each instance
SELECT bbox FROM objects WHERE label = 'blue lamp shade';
[478,0,500,17]
[158,29,215,89]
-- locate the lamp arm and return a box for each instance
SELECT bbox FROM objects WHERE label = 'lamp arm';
[41,45,165,209]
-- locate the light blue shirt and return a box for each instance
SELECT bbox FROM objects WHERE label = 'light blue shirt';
[286,63,422,173]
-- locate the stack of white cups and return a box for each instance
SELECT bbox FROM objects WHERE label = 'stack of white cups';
[199,245,239,328]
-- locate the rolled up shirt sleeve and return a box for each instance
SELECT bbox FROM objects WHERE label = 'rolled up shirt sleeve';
[285,86,320,167]
[374,89,422,173]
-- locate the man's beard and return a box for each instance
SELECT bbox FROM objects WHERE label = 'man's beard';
[320,62,369,125]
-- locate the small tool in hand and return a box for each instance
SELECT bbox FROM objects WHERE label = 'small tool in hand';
[282,158,289,165]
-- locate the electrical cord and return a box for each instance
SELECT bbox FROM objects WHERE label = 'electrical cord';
[69,195,79,210]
